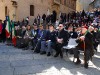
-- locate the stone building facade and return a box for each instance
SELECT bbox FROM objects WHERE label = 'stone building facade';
[76,0,93,12]
[0,0,76,24]
[89,0,100,11]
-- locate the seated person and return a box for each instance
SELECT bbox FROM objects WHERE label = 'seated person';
[31,24,39,50]
[54,24,69,58]
[40,24,57,56]
[34,25,47,53]
[23,25,32,50]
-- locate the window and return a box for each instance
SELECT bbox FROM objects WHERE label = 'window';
[64,0,66,5]
[5,6,7,16]
[30,5,34,16]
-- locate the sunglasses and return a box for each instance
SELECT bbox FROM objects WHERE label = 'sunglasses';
[59,26,63,27]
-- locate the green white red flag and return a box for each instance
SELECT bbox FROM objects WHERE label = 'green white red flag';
[12,21,16,46]
[5,16,10,38]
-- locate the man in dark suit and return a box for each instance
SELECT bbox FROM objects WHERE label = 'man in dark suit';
[31,25,39,50]
[34,25,47,53]
[54,24,69,58]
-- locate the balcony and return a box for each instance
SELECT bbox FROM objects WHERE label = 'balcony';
[11,0,18,7]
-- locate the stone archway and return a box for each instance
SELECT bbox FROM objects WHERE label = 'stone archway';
[51,4,60,19]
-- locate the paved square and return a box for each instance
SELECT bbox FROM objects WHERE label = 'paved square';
[0,43,100,75]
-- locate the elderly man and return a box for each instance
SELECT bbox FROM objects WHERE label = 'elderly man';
[72,26,94,69]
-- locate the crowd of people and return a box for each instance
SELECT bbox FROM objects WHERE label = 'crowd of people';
[0,10,100,69]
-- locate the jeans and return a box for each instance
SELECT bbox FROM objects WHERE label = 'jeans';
[41,41,46,52]
[40,40,53,53]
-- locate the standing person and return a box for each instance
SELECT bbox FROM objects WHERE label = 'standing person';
[72,26,94,69]
[37,14,41,25]
[55,19,59,28]
[34,18,37,24]
[42,14,46,24]
[64,14,67,23]
[54,24,69,58]
[26,17,29,25]
[2,20,6,43]
[0,20,2,42]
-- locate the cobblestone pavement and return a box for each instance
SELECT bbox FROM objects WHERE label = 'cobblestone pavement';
[0,43,100,75]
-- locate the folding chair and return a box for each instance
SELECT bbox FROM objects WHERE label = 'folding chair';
[63,38,78,58]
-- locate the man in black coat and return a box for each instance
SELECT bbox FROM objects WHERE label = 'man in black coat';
[42,14,46,24]
[54,24,69,58]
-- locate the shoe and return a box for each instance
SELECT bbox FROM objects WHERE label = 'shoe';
[47,52,51,56]
[54,54,58,57]
[75,60,81,65]
[40,51,46,55]
[84,63,88,69]
[60,55,63,58]
[34,50,40,53]
[31,48,34,50]
[60,53,63,58]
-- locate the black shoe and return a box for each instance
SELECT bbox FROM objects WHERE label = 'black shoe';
[40,51,46,55]
[31,48,34,50]
[60,55,63,58]
[75,60,81,65]
[60,53,63,58]
[34,50,40,53]
[54,54,58,57]
[47,52,51,56]
[84,63,88,69]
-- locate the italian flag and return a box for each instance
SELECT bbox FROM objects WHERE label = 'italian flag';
[5,16,10,38]
[12,21,16,46]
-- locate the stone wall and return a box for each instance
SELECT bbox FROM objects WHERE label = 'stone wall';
[0,0,76,24]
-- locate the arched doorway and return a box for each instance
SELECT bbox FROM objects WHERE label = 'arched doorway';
[51,4,60,19]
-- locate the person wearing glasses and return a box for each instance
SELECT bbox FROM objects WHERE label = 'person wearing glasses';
[54,24,69,58]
